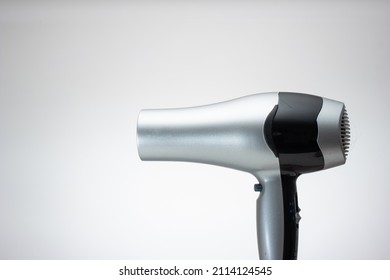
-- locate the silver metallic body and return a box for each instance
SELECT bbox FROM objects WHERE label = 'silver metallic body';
[317,98,347,169]
[137,93,279,173]
[137,92,285,259]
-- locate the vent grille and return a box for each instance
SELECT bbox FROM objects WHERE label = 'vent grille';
[340,107,350,158]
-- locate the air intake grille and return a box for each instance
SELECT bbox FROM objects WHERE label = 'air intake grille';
[340,107,350,158]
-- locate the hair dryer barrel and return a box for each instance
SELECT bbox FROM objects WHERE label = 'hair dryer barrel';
[136,93,280,175]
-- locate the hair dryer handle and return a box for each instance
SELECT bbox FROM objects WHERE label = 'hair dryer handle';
[280,174,300,259]
[256,174,299,260]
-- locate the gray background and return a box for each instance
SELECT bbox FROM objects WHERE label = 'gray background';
[0,1,389,259]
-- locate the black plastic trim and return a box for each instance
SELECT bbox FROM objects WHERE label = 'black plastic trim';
[264,105,279,157]
[281,174,299,260]
[263,92,326,260]
[267,92,325,174]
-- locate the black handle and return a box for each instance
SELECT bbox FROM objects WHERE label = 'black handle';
[281,174,300,260]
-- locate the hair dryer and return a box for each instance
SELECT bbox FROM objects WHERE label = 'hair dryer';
[136,92,350,260]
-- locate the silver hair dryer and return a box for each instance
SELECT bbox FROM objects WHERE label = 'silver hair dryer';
[136,92,350,260]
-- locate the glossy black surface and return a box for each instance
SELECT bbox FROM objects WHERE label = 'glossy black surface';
[264,92,326,260]
[281,174,299,260]
[265,92,325,174]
